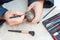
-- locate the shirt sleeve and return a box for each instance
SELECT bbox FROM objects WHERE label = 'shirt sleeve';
[28,0,36,6]
[28,0,54,8]
[0,0,13,16]
[44,0,54,8]
[0,6,8,16]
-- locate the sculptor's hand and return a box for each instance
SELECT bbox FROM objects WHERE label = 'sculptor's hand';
[27,1,44,24]
[4,10,25,26]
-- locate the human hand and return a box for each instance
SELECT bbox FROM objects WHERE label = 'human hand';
[4,10,25,26]
[27,1,44,24]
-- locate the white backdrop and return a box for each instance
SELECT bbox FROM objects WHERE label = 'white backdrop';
[54,0,60,10]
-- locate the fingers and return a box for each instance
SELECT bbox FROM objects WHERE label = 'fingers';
[27,2,35,11]
[15,11,24,15]
[27,1,43,24]
[4,10,25,26]
[4,10,24,19]
[29,16,40,24]
[5,10,24,16]
[6,15,24,26]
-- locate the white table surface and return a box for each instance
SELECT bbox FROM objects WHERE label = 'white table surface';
[0,0,60,40]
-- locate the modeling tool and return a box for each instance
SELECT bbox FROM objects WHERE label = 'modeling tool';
[8,30,35,36]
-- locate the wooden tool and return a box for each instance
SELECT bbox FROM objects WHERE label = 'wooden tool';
[8,30,35,36]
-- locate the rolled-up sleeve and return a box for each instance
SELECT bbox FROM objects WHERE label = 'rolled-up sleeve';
[44,0,54,8]
[28,0,36,6]
[28,0,54,8]
[0,6,8,16]
[0,0,13,16]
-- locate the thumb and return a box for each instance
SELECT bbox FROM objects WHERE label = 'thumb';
[27,3,35,11]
